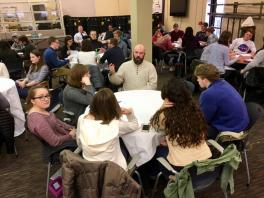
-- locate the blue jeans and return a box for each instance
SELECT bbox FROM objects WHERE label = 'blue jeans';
[16,83,29,99]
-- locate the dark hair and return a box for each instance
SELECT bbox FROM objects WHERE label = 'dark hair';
[26,86,49,111]
[48,36,58,45]
[206,27,215,33]
[184,27,194,38]
[203,22,208,27]
[150,78,207,148]
[113,30,121,37]
[64,35,73,45]
[81,40,93,52]
[67,64,89,88]
[18,35,30,45]
[29,49,45,74]
[243,30,253,36]
[194,63,220,82]
[89,88,121,124]
[0,40,11,51]
[218,30,232,46]
[109,38,118,46]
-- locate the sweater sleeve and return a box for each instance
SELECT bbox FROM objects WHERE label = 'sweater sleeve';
[49,49,69,69]
[143,65,158,90]
[32,65,49,83]
[118,111,140,135]
[108,64,125,85]
[28,113,72,147]
[223,47,238,66]
[65,86,95,106]
[99,50,108,64]
[242,50,264,73]
[199,93,217,124]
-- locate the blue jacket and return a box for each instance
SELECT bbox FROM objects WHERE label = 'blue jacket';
[200,80,249,132]
[43,47,69,70]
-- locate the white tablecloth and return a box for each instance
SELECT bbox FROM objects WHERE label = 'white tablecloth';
[0,78,25,137]
[115,90,164,166]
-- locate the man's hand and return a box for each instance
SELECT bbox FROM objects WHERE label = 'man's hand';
[108,63,116,75]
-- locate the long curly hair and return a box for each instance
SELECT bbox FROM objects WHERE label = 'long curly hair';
[150,78,207,148]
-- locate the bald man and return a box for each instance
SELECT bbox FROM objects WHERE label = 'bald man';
[108,44,157,90]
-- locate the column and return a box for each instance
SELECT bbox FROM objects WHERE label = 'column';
[130,0,153,62]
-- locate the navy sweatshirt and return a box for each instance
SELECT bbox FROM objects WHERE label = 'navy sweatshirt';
[199,80,249,132]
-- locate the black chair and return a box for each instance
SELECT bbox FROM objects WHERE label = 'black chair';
[215,102,264,186]
[0,109,17,156]
[5,59,24,81]
[242,67,264,102]
[31,135,76,198]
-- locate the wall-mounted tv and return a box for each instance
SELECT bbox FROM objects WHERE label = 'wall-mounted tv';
[170,0,188,16]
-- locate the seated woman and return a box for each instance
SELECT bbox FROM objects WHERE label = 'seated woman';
[206,27,218,45]
[77,39,97,65]
[26,86,76,147]
[16,49,49,98]
[63,64,95,125]
[201,31,240,75]
[229,30,256,55]
[149,77,212,173]
[60,35,76,59]
[77,88,140,170]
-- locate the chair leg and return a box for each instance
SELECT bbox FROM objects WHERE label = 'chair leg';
[25,130,29,141]
[243,88,247,101]
[244,149,251,186]
[151,172,163,198]
[134,170,146,198]
[223,190,228,198]
[46,162,51,198]
[14,143,18,157]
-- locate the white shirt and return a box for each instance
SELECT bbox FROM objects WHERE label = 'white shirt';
[230,38,256,55]
[74,31,88,44]
[77,51,97,65]
[77,112,139,170]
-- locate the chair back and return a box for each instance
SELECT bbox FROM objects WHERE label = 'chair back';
[245,67,264,88]
[60,150,141,198]
[246,102,264,128]
[0,96,15,154]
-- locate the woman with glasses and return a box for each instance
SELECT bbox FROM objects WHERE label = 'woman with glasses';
[26,86,76,147]
[77,88,139,170]
[16,49,49,98]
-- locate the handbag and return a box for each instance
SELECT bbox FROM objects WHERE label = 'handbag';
[48,176,63,198]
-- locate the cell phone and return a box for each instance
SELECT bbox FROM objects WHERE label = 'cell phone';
[53,182,60,190]
[142,124,150,131]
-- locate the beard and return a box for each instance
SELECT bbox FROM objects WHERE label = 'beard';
[133,55,144,65]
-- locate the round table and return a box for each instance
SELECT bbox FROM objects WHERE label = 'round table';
[114,90,163,125]
[114,90,164,166]
[0,78,25,137]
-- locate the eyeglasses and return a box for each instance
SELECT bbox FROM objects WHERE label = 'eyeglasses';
[33,95,51,101]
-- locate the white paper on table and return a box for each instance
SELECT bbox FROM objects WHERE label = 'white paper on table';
[122,129,165,166]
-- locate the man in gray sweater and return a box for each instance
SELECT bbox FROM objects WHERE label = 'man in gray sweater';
[108,44,158,90]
